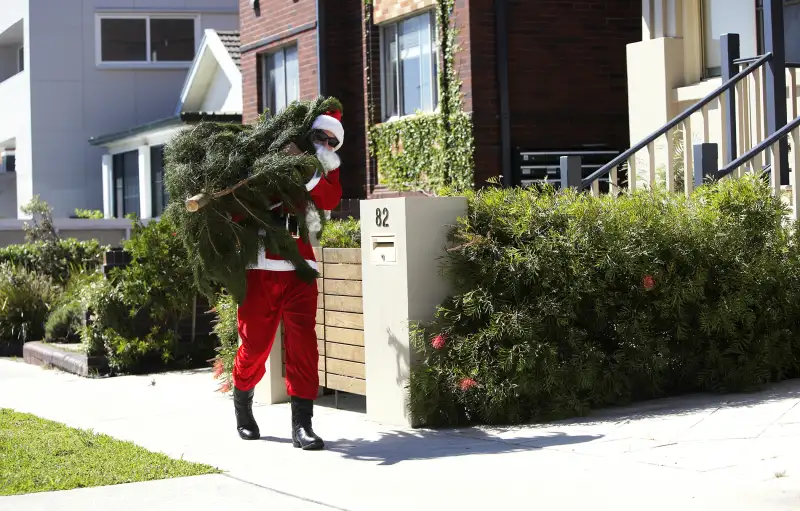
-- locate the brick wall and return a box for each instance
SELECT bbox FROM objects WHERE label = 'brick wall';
[504,0,640,158]
[240,0,319,124]
[322,0,368,200]
[240,0,368,205]
[465,0,640,185]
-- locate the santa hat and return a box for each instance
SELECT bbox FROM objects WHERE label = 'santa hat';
[311,109,344,152]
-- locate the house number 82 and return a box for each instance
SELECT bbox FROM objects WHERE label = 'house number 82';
[375,207,389,228]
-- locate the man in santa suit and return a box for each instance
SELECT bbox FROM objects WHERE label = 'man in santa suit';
[231,109,344,450]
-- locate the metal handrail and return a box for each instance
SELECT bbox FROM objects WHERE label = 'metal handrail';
[580,52,774,190]
[717,113,800,178]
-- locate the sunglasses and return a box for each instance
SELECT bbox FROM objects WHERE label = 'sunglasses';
[311,129,340,149]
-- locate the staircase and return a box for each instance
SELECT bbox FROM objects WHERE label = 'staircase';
[577,32,800,219]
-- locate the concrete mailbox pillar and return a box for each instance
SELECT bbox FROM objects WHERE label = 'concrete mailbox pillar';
[360,196,468,427]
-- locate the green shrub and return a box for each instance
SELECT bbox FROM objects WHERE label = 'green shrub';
[408,175,800,427]
[210,293,238,392]
[0,263,61,353]
[82,217,206,373]
[0,239,105,285]
[44,271,103,342]
[319,217,361,248]
[44,301,84,342]
[74,209,104,219]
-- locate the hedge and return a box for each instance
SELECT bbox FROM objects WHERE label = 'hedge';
[408,175,800,427]
[0,239,105,284]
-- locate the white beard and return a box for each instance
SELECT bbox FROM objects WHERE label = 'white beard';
[314,142,341,173]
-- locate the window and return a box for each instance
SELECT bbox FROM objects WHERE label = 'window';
[150,145,170,217]
[261,45,299,115]
[97,15,196,64]
[17,46,23,73]
[381,11,438,119]
[112,151,140,218]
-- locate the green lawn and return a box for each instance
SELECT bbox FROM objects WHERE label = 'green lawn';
[0,408,220,496]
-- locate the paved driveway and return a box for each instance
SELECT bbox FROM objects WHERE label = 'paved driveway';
[1,358,799,510]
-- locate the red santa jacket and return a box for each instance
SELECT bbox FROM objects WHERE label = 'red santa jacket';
[234,168,342,272]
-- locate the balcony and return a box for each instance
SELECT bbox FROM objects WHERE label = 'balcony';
[0,19,23,85]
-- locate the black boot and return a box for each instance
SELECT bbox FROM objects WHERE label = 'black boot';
[233,386,260,440]
[291,396,324,450]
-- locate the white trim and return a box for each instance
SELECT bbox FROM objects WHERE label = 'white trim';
[175,29,242,115]
[95,13,201,68]
[103,125,184,154]
[102,154,113,219]
[138,146,153,219]
[247,257,319,272]
[305,172,322,191]
[0,218,146,230]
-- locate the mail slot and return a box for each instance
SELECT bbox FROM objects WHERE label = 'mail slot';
[371,235,396,264]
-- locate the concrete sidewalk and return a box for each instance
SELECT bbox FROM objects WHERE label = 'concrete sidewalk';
[1,358,799,510]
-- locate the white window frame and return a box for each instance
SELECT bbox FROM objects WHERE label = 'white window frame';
[379,10,440,123]
[16,45,23,73]
[260,44,300,116]
[94,13,201,69]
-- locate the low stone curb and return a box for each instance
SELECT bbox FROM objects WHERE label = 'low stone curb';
[22,341,109,377]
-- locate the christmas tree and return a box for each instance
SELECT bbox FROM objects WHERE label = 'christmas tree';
[162,96,343,304]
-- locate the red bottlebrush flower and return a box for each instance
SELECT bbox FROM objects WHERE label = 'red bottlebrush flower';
[218,382,232,393]
[171,232,177,237]
[642,275,655,291]
[459,378,477,391]
[212,359,224,379]
[431,334,447,350]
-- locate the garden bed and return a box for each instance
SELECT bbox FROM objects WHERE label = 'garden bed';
[22,341,109,377]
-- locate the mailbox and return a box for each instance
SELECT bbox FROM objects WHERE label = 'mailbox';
[360,196,468,427]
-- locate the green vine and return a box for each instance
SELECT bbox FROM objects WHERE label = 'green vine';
[365,0,474,194]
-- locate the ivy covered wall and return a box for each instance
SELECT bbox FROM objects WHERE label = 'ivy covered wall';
[365,0,475,194]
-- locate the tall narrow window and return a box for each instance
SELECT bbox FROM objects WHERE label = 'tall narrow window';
[111,151,140,218]
[150,145,169,217]
[261,44,299,115]
[381,11,438,119]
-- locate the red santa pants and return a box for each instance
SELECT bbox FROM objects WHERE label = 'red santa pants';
[232,269,320,400]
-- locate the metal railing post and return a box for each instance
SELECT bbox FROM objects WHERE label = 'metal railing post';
[693,143,719,188]
[560,156,582,190]
[763,0,790,185]
[721,33,740,164]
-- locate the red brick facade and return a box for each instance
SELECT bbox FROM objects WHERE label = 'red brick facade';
[240,0,640,210]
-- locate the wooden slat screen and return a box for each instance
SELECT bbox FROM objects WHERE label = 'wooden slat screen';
[316,247,366,396]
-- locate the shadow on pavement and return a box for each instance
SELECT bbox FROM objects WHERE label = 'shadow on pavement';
[325,428,602,466]
[549,377,800,427]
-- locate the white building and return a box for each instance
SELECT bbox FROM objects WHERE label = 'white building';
[0,0,238,219]
[89,29,242,219]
